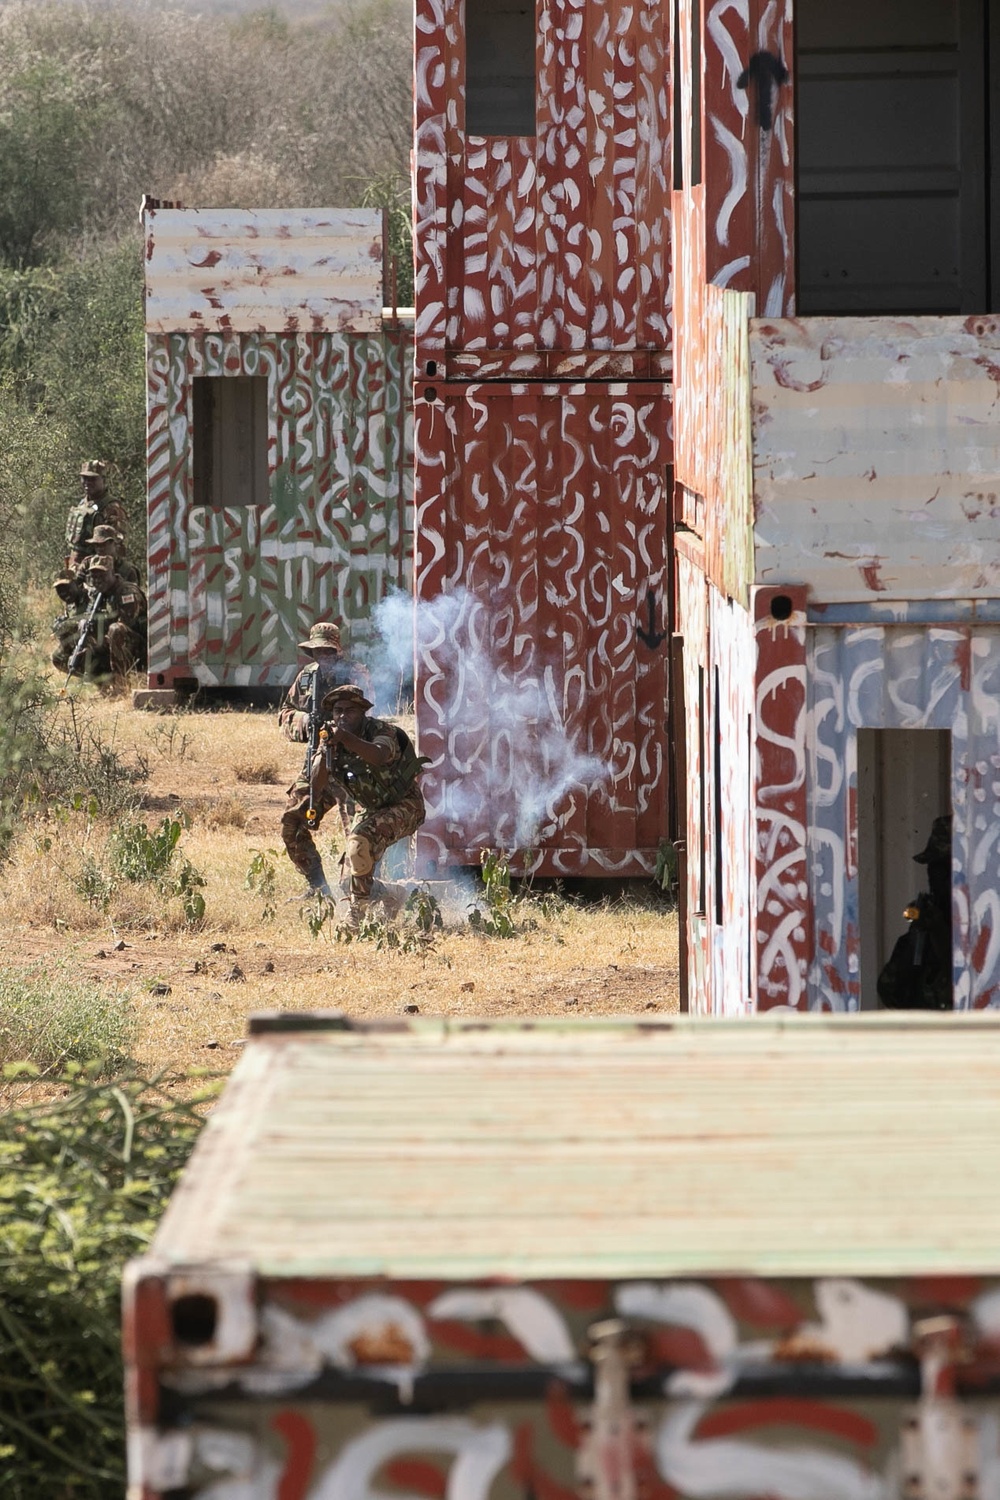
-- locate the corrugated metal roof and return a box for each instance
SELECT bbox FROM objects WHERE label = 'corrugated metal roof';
[143,207,383,334]
[151,1015,1000,1280]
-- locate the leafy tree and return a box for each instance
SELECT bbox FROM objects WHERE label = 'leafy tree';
[0,59,101,267]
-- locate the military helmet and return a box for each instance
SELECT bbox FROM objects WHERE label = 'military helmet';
[914,814,952,865]
[80,459,108,479]
[299,621,342,653]
[322,683,373,713]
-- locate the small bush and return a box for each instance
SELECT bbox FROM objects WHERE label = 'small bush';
[206,795,249,829]
[0,1068,207,1496]
[232,757,280,784]
[0,967,135,1073]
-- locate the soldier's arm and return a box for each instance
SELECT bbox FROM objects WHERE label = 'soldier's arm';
[325,723,395,766]
[278,671,311,742]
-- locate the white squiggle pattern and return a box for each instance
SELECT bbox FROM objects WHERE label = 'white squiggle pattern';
[655,1402,887,1500]
[428,1288,577,1365]
[710,115,749,248]
[314,1419,512,1500]
[806,625,1000,1010]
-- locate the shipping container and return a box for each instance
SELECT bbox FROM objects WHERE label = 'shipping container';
[671,0,1000,1012]
[142,204,413,691]
[412,0,674,875]
[125,1012,1000,1499]
[413,381,672,878]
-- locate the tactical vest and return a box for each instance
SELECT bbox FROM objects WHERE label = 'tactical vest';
[327,720,426,811]
[66,499,100,550]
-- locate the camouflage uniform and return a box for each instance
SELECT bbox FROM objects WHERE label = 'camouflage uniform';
[52,554,147,684]
[278,623,374,895]
[877,815,953,1010]
[320,686,426,922]
[65,461,128,571]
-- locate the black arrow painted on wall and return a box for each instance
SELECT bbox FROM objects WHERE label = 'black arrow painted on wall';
[737,51,789,131]
[637,590,667,650]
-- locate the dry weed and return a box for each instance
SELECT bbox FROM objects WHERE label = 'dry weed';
[232,759,281,785]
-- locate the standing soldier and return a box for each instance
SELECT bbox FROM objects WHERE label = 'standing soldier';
[313,684,426,928]
[278,622,373,897]
[65,461,128,571]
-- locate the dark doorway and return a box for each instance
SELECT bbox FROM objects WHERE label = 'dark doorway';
[857,728,952,1009]
[192,376,269,509]
[796,0,992,313]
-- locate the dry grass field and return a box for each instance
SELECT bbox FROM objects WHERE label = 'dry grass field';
[0,667,680,1082]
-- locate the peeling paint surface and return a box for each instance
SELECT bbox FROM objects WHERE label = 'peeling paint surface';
[143,207,384,334]
[146,329,413,686]
[752,316,1000,601]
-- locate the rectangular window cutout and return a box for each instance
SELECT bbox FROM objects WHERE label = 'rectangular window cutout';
[714,665,723,925]
[856,727,952,1011]
[192,376,269,510]
[672,0,684,189]
[690,0,702,186]
[697,664,707,913]
[466,0,536,137]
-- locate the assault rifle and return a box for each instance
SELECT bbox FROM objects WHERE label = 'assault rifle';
[304,663,326,828]
[63,590,105,691]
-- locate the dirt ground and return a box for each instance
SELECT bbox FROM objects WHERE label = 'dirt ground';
[0,682,680,1079]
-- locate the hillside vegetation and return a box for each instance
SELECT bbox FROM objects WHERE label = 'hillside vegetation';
[0,0,412,593]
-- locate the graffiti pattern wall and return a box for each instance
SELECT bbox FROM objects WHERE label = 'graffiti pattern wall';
[806,621,1000,1011]
[146,329,413,687]
[138,1273,1000,1498]
[413,382,671,876]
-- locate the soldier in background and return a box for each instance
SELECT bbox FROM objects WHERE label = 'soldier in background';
[278,622,373,896]
[877,814,953,1010]
[52,553,147,688]
[65,460,128,571]
[53,523,139,612]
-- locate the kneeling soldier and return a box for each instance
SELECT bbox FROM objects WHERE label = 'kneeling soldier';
[315,684,426,926]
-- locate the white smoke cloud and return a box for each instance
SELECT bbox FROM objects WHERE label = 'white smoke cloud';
[369,586,608,852]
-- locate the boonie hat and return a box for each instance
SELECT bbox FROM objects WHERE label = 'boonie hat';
[80,460,108,478]
[914,813,952,865]
[322,683,373,713]
[299,621,342,653]
[86,553,115,574]
[91,524,121,545]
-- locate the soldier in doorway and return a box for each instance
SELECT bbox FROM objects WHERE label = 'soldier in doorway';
[877,814,953,1010]
[278,623,374,896]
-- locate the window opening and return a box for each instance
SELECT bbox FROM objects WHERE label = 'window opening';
[690,0,702,186]
[192,376,269,510]
[714,665,723,925]
[465,0,536,137]
[856,727,953,1010]
[697,665,706,912]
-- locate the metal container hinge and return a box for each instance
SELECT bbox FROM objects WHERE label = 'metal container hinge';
[576,1320,653,1500]
[900,1317,979,1500]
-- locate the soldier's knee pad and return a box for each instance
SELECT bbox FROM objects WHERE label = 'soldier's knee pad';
[345,833,374,876]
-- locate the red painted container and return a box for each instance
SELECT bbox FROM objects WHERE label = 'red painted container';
[414,380,672,877]
[124,1012,1000,1500]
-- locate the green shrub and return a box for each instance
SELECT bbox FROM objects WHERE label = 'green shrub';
[0,1069,207,1496]
[0,967,135,1073]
